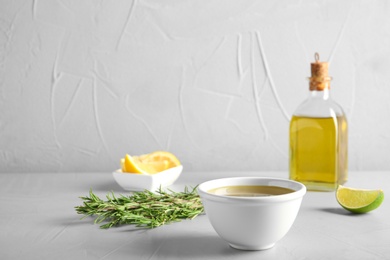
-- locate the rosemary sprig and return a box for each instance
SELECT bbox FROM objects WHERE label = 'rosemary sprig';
[75,187,204,229]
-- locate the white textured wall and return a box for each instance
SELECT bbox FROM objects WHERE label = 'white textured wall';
[1,0,390,173]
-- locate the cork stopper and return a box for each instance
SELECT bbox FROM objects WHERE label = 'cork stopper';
[309,53,331,91]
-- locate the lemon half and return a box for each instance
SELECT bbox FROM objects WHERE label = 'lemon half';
[121,151,181,175]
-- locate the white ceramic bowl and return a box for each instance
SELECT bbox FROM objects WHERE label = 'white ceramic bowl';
[112,165,183,191]
[198,177,306,250]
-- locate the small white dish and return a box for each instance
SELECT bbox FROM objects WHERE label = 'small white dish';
[112,165,183,191]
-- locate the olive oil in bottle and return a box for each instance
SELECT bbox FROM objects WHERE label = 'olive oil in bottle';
[289,53,348,191]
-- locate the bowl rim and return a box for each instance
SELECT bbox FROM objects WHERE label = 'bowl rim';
[198,177,306,203]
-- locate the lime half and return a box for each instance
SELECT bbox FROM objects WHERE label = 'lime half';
[336,185,384,214]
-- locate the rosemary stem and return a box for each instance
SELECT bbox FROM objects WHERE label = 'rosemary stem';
[75,187,204,229]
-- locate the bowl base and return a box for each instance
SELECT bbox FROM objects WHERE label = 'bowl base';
[229,243,275,251]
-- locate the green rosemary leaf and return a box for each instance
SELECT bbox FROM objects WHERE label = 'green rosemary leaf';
[75,187,204,229]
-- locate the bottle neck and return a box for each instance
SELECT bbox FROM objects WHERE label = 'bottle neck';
[309,89,331,100]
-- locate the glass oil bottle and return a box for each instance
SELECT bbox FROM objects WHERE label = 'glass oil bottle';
[289,53,348,191]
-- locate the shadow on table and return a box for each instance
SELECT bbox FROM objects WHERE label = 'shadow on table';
[138,235,278,259]
[319,207,362,216]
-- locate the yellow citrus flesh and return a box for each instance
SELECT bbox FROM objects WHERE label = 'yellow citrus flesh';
[123,154,151,174]
[336,185,384,214]
[122,151,181,174]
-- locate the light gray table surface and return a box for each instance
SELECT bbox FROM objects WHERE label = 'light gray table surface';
[1,171,389,260]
